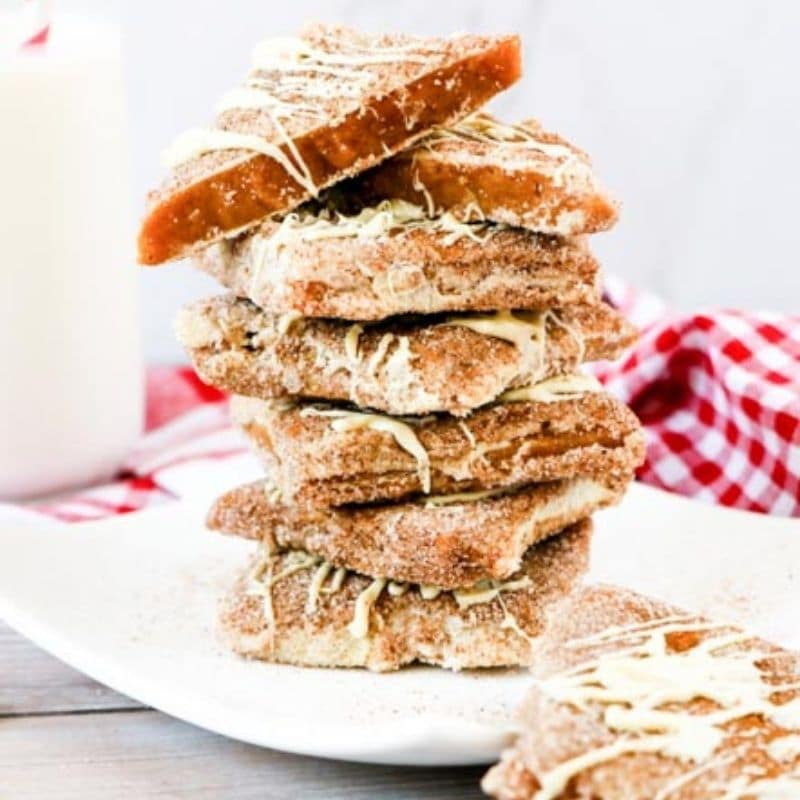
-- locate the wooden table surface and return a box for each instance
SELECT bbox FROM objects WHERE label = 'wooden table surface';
[0,621,488,799]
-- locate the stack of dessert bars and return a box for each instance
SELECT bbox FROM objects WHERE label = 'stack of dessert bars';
[140,24,645,672]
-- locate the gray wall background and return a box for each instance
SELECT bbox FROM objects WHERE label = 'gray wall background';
[72,0,800,361]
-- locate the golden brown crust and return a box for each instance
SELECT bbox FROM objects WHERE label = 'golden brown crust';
[351,113,618,236]
[176,295,637,416]
[207,478,619,588]
[138,26,521,264]
[483,585,800,799]
[231,392,645,507]
[194,220,600,320]
[219,522,591,672]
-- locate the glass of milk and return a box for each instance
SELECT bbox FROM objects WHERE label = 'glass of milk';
[0,14,143,499]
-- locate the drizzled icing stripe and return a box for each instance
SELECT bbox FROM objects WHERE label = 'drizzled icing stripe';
[215,85,322,117]
[300,405,431,493]
[250,35,433,71]
[270,199,492,245]
[434,113,576,158]
[344,324,364,362]
[164,32,441,188]
[499,373,602,403]
[423,112,592,188]
[443,310,546,377]
[246,549,535,641]
[347,578,387,638]
[442,309,588,386]
[424,487,509,507]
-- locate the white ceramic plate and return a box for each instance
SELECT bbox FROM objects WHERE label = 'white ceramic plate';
[1,483,798,766]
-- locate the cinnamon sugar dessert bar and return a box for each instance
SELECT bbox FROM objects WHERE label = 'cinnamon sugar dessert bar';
[208,478,616,589]
[484,585,800,799]
[192,199,601,319]
[176,295,636,416]
[353,112,618,236]
[230,389,645,507]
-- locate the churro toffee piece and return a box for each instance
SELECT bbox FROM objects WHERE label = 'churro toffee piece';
[229,391,644,508]
[207,477,613,589]
[483,585,800,800]
[193,199,601,319]
[138,25,521,264]
[175,296,637,416]
[354,112,619,236]
[218,521,591,672]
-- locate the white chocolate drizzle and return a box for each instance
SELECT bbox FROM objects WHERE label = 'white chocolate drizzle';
[321,567,346,595]
[347,578,387,638]
[530,618,800,800]
[276,310,304,336]
[718,775,800,799]
[245,556,276,646]
[215,85,322,118]
[301,406,431,493]
[499,373,602,403]
[248,547,534,641]
[412,167,437,217]
[457,421,477,448]
[430,112,575,156]
[247,199,494,299]
[305,560,332,614]
[264,199,493,247]
[652,753,738,800]
[344,323,364,362]
[367,333,395,375]
[161,128,317,195]
[387,581,409,597]
[419,584,443,601]
[452,577,532,610]
[245,550,319,647]
[546,309,587,364]
[425,112,592,188]
[424,487,509,507]
[250,35,431,71]
[444,310,546,376]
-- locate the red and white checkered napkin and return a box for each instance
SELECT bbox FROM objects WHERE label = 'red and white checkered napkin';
[597,277,800,515]
[26,280,800,522]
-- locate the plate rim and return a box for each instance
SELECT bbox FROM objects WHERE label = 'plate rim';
[1,483,794,765]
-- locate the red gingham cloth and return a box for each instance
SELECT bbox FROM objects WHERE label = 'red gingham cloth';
[28,278,800,522]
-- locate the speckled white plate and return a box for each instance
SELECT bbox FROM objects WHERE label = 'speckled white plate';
[0,483,798,765]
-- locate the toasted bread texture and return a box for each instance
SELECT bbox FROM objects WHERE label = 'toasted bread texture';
[208,477,618,588]
[193,200,601,320]
[483,585,800,799]
[352,113,618,236]
[231,392,645,508]
[138,25,521,264]
[176,295,636,416]
[219,521,591,672]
